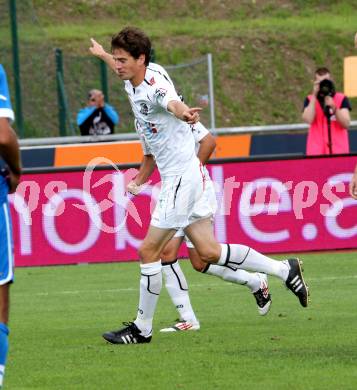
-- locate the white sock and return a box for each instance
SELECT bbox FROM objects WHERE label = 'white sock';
[217,244,289,281]
[204,264,261,292]
[134,260,162,337]
[162,260,199,324]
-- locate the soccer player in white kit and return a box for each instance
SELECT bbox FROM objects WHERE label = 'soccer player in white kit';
[130,116,272,332]
[90,27,309,345]
[129,62,272,330]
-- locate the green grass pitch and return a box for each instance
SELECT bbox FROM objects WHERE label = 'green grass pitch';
[6,251,357,389]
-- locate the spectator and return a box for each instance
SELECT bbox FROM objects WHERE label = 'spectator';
[302,67,351,155]
[90,26,309,346]
[77,89,119,135]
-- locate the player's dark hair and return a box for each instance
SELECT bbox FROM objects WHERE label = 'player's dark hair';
[111,27,151,66]
[315,67,330,76]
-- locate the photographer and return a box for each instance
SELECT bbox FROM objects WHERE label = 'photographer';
[77,89,120,136]
[302,67,351,155]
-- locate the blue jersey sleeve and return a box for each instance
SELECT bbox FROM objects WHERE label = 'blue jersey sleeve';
[76,106,96,126]
[0,65,14,121]
[103,104,119,125]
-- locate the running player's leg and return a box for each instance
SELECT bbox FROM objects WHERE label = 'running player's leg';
[184,218,309,307]
[135,226,177,333]
[189,245,257,286]
[103,225,176,344]
[185,218,287,278]
[187,245,271,315]
[103,169,199,344]
[160,234,199,331]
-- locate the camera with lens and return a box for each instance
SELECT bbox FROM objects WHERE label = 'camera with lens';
[317,79,336,100]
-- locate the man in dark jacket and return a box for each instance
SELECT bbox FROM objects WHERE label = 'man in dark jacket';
[77,89,119,135]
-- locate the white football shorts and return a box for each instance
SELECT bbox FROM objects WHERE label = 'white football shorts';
[151,157,215,230]
[173,169,217,248]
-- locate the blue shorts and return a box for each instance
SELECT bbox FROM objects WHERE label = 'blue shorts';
[0,198,14,286]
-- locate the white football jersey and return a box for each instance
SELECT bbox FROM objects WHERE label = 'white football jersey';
[136,120,210,157]
[146,63,209,156]
[125,62,195,177]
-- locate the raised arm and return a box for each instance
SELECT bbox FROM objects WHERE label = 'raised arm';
[302,81,320,124]
[89,38,117,74]
[334,106,350,129]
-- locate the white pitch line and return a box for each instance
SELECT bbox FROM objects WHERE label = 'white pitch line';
[12,274,357,298]
[15,285,219,297]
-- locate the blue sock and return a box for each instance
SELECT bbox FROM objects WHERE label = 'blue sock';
[0,323,9,387]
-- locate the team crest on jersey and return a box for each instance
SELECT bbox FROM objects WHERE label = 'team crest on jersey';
[140,103,149,115]
[154,88,167,98]
[149,77,156,85]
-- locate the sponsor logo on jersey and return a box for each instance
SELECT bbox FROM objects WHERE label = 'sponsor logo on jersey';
[155,88,167,98]
[149,77,156,85]
[140,103,149,115]
[0,94,7,101]
[191,124,201,135]
[144,122,158,134]
[150,123,158,133]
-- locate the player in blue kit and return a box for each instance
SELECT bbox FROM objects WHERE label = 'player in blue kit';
[0,64,22,387]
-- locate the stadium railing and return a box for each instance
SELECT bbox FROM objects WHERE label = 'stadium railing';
[19,120,357,147]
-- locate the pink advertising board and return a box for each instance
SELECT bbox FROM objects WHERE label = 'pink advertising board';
[10,155,357,266]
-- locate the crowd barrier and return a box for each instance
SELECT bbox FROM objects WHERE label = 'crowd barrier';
[10,154,357,267]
